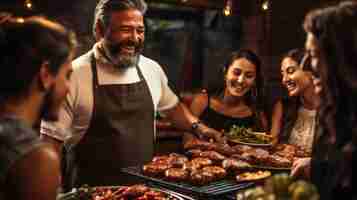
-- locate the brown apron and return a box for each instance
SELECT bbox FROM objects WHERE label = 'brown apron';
[74,53,155,186]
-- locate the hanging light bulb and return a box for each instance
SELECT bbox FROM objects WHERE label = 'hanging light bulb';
[223,0,233,16]
[16,17,25,23]
[262,0,270,11]
[25,0,33,10]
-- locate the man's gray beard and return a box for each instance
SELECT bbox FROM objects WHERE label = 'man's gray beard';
[102,43,140,70]
[113,54,140,70]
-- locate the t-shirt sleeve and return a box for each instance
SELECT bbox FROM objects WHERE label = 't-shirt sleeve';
[156,65,179,111]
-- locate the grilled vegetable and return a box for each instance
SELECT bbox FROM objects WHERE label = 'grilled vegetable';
[227,125,271,144]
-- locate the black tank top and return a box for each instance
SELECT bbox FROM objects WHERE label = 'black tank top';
[199,96,255,133]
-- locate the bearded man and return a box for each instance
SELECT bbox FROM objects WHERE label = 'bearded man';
[41,0,224,188]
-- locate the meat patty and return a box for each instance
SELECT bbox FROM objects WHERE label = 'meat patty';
[165,168,189,182]
[201,166,227,180]
[182,161,201,172]
[152,155,171,164]
[267,155,292,168]
[222,158,252,171]
[190,169,215,185]
[199,151,226,162]
[191,157,213,168]
[168,153,189,167]
[142,162,171,177]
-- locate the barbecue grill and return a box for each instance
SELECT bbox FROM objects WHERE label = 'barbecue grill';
[121,166,254,199]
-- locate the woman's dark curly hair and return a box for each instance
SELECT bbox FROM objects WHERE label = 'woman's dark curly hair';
[304,1,357,145]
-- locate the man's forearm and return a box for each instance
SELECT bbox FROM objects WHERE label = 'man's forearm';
[163,102,224,142]
[163,102,199,131]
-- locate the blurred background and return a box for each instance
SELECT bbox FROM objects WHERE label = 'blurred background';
[0,0,344,102]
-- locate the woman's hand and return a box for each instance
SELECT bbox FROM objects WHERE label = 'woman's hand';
[271,136,279,146]
[290,157,311,179]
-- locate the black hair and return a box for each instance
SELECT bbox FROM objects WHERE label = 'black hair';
[303,1,357,196]
[282,48,314,72]
[221,49,264,111]
[304,1,357,140]
[0,16,77,102]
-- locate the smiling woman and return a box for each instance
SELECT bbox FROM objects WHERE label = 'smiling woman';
[279,49,320,156]
[188,49,268,136]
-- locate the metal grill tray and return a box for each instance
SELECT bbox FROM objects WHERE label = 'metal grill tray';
[121,166,254,198]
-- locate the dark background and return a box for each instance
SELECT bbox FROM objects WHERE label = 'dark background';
[0,0,345,98]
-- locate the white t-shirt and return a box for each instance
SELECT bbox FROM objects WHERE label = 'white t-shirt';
[41,42,179,146]
[288,106,317,155]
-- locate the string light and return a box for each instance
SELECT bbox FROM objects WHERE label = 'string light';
[262,0,270,11]
[223,0,233,16]
[25,0,33,10]
[16,17,25,23]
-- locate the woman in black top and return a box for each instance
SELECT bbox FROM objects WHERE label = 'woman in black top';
[190,49,268,135]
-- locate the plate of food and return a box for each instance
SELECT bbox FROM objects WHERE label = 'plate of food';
[57,184,184,200]
[226,125,273,146]
[251,165,291,171]
[236,170,272,182]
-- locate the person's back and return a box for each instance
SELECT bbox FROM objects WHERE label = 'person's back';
[0,117,58,200]
[0,15,76,200]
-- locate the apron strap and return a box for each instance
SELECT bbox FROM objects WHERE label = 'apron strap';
[90,52,99,89]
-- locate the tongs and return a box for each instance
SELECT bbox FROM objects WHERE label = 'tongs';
[154,187,197,200]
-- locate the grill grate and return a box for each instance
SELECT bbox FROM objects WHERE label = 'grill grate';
[121,166,254,198]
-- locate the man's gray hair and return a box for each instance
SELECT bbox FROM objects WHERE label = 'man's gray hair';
[93,0,147,38]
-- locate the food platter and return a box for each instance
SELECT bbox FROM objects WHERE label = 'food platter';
[251,165,291,171]
[226,126,273,147]
[57,185,184,200]
[236,170,271,182]
[228,138,273,147]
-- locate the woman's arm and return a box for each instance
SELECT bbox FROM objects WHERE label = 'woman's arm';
[270,100,284,144]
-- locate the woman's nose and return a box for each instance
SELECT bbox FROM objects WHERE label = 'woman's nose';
[237,75,245,83]
[282,74,289,84]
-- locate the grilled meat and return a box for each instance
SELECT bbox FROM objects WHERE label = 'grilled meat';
[152,155,171,165]
[121,184,150,197]
[182,161,201,172]
[183,137,217,151]
[222,158,252,171]
[165,168,189,182]
[215,143,237,156]
[232,144,253,154]
[168,153,189,167]
[201,166,227,180]
[267,154,292,168]
[140,190,168,199]
[190,169,215,185]
[142,162,171,177]
[198,151,226,162]
[191,157,213,168]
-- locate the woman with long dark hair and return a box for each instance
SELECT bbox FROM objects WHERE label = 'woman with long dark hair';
[189,49,268,135]
[280,49,320,157]
[293,1,357,199]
